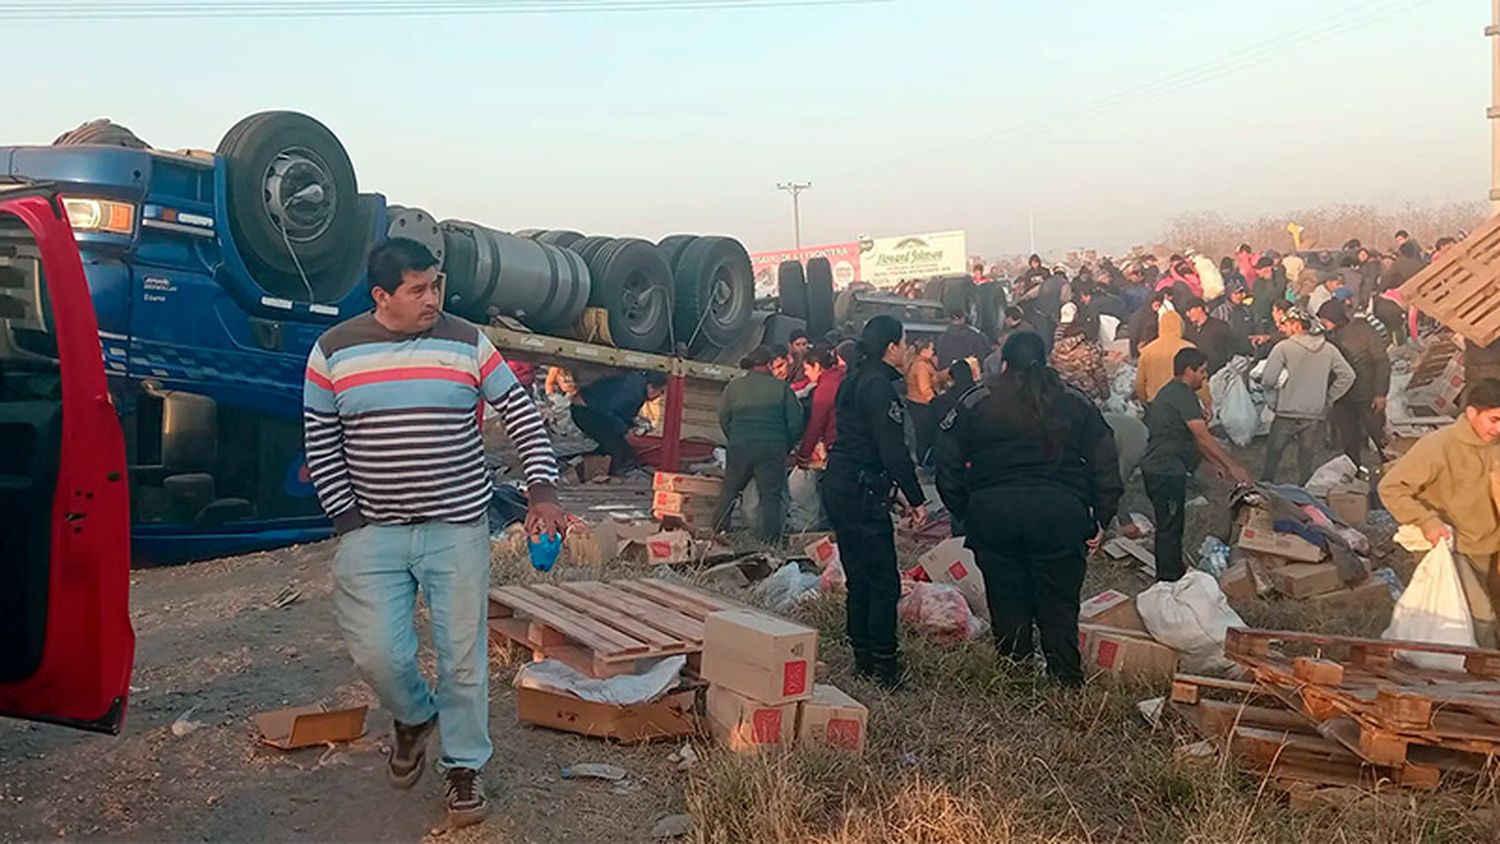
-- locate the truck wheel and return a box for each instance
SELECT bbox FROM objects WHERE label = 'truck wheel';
[777,261,809,321]
[673,236,752,351]
[585,238,673,352]
[761,313,809,347]
[386,205,445,265]
[570,235,613,266]
[537,230,584,248]
[805,257,836,339]
[514,228,546,239]
[217,111,360,285]
[657,235,698,272]
[52,118,149,149]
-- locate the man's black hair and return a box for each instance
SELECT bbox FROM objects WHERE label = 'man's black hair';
[768,342,789,359]
[1150,290,1167,305]
[1271,298,1291,314]
[643,370,669,389]
[1467,378,1500,411]
[789,329,808,343]
[1174,347,1208,376]
[1435,236,1456,252]
[947,308,967,321]
[1183,297,1207,313]
[1395,229,1410,239]
[1004,305,1024,322]
[368,238,440,295]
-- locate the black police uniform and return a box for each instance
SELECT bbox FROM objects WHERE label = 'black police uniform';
[820,359,925,683]
[935,379,1123,685]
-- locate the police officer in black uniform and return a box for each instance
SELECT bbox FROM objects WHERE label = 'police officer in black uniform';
[935,331,1122,686]
[820,315,926,690]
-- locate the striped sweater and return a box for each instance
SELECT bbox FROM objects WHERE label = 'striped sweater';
[303,312,558,534]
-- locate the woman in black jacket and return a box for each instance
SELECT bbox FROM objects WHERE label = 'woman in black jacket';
[935,331,1123,686]
[821,315,927,690]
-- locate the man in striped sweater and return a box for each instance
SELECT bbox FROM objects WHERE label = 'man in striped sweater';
[304,238,565,829]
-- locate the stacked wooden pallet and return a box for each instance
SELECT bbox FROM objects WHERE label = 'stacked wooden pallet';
[487,578,744,678]
[1171,628,1500,791]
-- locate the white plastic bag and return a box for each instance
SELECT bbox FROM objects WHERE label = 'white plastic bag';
[1098,314,1120,345]
[1136,571,1245,673]
[1382,539,1476,671]
[1304,455,1358,497]
[1210,361,1258,447]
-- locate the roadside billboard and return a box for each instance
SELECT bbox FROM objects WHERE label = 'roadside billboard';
[750,242,861,296]
[857,230,968,287]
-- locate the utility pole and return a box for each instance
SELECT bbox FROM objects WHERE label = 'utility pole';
[777,181,812,251]
[1490,0,1500,212]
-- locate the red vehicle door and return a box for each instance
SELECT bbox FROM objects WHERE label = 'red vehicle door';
[0,186,133,733]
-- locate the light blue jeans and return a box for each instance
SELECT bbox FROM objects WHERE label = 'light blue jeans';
[333,521,492,771]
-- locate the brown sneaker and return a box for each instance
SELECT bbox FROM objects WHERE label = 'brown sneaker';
[387,716,437,789]
[444,768,490,830]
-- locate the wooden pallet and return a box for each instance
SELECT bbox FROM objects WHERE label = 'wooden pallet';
[487,578,745,678]
[1169,674,1441,790]
[1400,215,1500,346]
[1224,628,1500,774]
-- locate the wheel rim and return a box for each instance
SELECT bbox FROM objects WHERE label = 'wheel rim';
[621,270,664,336]
[707,265,743,331]
[262,146,338,242]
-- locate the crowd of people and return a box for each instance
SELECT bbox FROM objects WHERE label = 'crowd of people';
[691,229,1487,690]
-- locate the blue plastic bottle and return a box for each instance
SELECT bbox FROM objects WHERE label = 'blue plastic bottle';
[528,531,563,573]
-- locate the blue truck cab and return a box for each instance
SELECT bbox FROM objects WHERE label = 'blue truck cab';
[1,114,387,563]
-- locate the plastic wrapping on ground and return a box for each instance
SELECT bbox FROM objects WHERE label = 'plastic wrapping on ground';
[740,468,825,535]
[1383,539,1476,671]
[1196,536,1231,578]
[1136,571,1244,673]
[820,554,846,592]
[898,581,988,644]
[1104,361,1143,418]
[754,561,823,612]
[515,655,687,706]
[1304,455,1358,497]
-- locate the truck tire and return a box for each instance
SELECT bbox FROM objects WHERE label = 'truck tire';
[804,257,836,339]
[438,223,492,321]
[570,235,613,266]
[657,235,698,272]
[672,236,753,351]
[777,261,809,321]
[761,313,808,348]
[52,118,149,149]
[514,228,546,239]
[217,111,360,286]
[386,205,445,265]
[584,238,673,352]
[537,230,584,248]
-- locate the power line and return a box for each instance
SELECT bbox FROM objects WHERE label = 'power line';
[0,0,888,19]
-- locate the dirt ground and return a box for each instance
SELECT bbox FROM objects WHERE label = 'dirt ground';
[0,442,1481,843]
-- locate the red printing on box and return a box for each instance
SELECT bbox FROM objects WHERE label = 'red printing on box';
[751,708,783,743]
[782,660,808,696]
[826,718,862,751]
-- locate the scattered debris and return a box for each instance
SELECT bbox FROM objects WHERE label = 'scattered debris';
[667,744,698,772]
[252,704,368,750]
[650,814,694,839]
[268,585,302,609]
[561,763,627,782]
[1136,697,1165,728]
[170,706,204,737]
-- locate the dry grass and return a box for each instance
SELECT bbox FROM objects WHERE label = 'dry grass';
[488,501,1500,843]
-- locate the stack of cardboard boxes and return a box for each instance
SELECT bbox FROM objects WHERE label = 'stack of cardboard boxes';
[1220,504,1386,606]
[652,472,723,536]
[701,608,868,754]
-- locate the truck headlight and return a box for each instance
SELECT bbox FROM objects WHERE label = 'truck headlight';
[63,197,136,235]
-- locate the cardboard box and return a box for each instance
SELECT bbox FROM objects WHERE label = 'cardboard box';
[1305,576,1390,607]
[252,704,368,750]
[1081,625,1178,682]
[706,685,797,752]
[1079,590,1145,633]
[517,685,701,743]
[1326,481,1370,527]
[645,530,698,566]
[1219,563,1256,603]
[653,471,724,498]
[917,538,989,620]
[796,683,868,754]
[573,517,659,565]
[652,490,717,517]
[701,609,818,705]
[580,455,613,482]
[804,535,840,570]
[1237,509,1324,564]
[1272,562,1344,598]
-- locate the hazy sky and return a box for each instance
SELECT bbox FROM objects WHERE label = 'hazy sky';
[4,0,1489,256]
